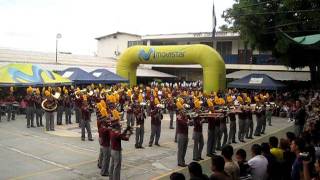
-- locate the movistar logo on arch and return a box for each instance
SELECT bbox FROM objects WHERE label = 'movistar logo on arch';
[138,48,185,61]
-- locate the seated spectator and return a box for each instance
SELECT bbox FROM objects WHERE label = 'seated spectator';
[170,172,185,180]
[269,136,284,161]
[221,145,240,180]
[248,144,268,180]
[290,138,306,180]
[235,149,251,180]
[261,142,280,180]
[210,155,231,180]
[188,162,209,180]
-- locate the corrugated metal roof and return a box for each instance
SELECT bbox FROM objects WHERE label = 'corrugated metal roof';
[227,70,310,81]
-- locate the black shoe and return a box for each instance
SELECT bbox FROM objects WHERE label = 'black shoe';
[269,124,272,126]
[155,143,160,146]
[31,125,35,128]
[81,139,85,141]
[149,144,152,147]
[139,146,145,149]
[97,164,101,169]
[178,164,187,167]
[254,134,260,136]
[88,139,94,141]
[261,132,265,134]
[248,137,253,139]
[193,159,199,161]
[101,174,109,177]
[232,141,237,143]
[199,157,204,160]
[135,144,139,148]
[170,127,174,129]
[27,126,30,128]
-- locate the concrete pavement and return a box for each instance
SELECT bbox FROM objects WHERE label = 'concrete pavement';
[0,112,293,180]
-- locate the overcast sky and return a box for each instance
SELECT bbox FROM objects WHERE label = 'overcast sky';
[0,0,234,55]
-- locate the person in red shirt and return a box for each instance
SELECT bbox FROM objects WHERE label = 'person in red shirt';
[99,117,111,176]
[148,104,163,147]
[80,97,93,141]
[192,100,204,161]
[109,122,130,180]
[176,101,190,167]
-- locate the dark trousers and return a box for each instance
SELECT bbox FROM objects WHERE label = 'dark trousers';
[193,132,204,160]
[169,110,174,128]
[246,119,254,138]
[135,126,144,147]
[65,107,72,124]
[218,125,228,149]
[109,150,121,180]
[26,106,35,127]
[56,106,64,125]
[35,108,43,126]
[81,120,92,140]
[177,133,188,165]
[45,111,54,131]
[101,146,111,176]
[149,124,161,145]
[228,120,236,143]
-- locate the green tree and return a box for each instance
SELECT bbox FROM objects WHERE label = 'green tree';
[222,0,320,86]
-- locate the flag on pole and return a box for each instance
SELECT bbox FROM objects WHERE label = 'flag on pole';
[212,0,216,40]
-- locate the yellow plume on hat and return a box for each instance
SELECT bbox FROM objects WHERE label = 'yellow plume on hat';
[36,88,40,95]
[207,99,213,107]
[112,109,120,120]
[127,89,132,97]
[245,97,251,104]
[44,90,51,97]
[254,96,260,102]
[154,98,160,105]
[138,93,143,103]
[100,108,108,117]
[100,100,106,109]
[176,101,183,110]
[26,86,33,94]
[218,98,225,105]
[214,96,219,105]
[107,94,116,103]
[227,96,233,103]
[194,99,201,109]
[237,96,243,103]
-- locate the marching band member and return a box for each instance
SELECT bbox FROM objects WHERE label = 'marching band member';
[192,98,204,161]
[216,98,228,150]
[260,104,267,134]
[63,89,72,124]
[5,87,16,121]
[109,121,131,180]
[238,105,247,143]
[167,94,176,129]
[245,105,254,139]
[254,102,264,136]
[135,99,146,149]
[176,101,189,167]
[34,88,43,127]
[227,106,237,144]
[43,90,56,131]
[80,95,93,141]
[99,108,111,177]
[25,86,36,128]
[148,98,163,147]
[206,98,218,156]
[74,88,82,125]
[56,87,64,125]
[126,100,135,127]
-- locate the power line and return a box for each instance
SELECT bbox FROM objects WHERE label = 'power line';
[237,8,320,16]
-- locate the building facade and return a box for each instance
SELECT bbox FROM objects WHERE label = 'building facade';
[95,31,308,82]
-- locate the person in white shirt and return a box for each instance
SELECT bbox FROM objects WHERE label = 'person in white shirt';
[248,144,268,180]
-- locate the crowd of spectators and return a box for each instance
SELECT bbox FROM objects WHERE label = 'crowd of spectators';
[169,89,320,180]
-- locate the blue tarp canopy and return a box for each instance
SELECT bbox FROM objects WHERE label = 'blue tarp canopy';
[59,68,102,84]
[228,74,286,90]
[90,69,128,84]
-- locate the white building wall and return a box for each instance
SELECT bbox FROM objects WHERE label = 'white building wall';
[97,34,141,58]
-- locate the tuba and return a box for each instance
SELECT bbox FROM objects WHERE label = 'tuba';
[41,98,57,112]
